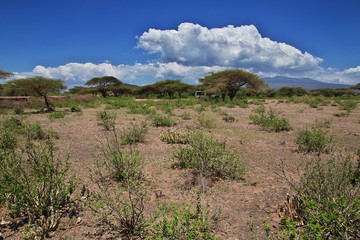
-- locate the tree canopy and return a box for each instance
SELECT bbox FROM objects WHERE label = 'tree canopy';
[199,69,267,100]
[350,83,360,91]
[85,76,122,97]
[0,68,14,79]
[3,76,66,110]
[134,79,194,98]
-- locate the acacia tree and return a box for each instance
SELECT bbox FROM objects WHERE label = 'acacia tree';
[85,76,122,97]
[199,69,267,100]
[0,68,14,79]
[4,76,67,111]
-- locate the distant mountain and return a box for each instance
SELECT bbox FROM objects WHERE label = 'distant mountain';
[123,83,140,88]
[264,76,351,91]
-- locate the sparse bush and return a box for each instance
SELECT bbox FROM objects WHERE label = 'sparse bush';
[285,153,360,239]
[295,125,334,155]
[249,107,292,132]
[48,111,67,119]
[148,192,219,239]
[119,122,148,145]
[70,105,81,112]
[196,115,216,129]
[180,111,192,120]
[89,130,147,237]
[0,139,76,239]
[340,100,357,113]
[0,118,58,150]
[128,103,156,115]
[97,110,117,130]
[172,132,245,180]
[14,107,24,114]
[152,114,176,127]
[160,128,189,144]
[222,114,236,122]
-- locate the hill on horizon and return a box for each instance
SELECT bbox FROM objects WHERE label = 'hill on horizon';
[264,76,352,91]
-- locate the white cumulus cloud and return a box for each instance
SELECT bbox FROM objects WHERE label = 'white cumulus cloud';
[13,62,227,87]
[138,23,323,74]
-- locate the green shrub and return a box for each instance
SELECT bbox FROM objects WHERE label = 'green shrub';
[152,114,176,127]
[295,126,334,155]
[0,108,7,114]
[89,131,146,237]
[96,110,117,130]
[148,192,219,239]
[70,105,81,112]
[290,154,360,238]
[249,107,292,132]
[128,102,156,115]
[172,132,245,180]
[196,115,216,129]
[14,107,24,114]
[340,100,357,113]
[82,102,97,108]
[0,140,76,238]
[0,118,58,150]
[160,128,189,144]
[119,122,148,145]
[48,111,67,119]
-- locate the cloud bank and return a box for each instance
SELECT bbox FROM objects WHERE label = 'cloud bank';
[138,23,323,75]
[13,23,360,86]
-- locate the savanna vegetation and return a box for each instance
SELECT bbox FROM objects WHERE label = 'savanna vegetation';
[0,69,359,239]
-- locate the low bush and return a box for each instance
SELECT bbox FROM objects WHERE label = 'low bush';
[89,130,147,237]
[152,114,176,127]
[14,107,24,114]
[160,128,189,144]
[287,153,360,239]
[148,192,219,239]
[196,115,216,129]
[96,110,117,130]
[249,107,292,132]
[48,111,67,119]
[340,100,357,113]
[295,124,334,155]
[119,122,148,145]
[172,132,245,180]
[0,139,76,239]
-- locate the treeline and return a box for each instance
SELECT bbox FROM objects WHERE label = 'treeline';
[1,68,359,100]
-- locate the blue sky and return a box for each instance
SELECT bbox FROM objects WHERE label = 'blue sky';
[1,0,359,87]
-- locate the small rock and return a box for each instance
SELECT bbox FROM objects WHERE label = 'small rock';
[76,217,82,224]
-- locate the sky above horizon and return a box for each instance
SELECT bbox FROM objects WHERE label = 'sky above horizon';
[1,0,359,87]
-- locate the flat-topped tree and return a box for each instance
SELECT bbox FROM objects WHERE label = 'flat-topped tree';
[85,76,122,98]
[199,69,267,100]
[0,67,14,79]
[4,76,66,111]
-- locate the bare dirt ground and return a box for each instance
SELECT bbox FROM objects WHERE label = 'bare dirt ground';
[1,99,359,239]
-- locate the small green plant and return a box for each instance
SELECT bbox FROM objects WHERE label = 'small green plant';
[249,107,292,132]
[340,100,357,113]
[196,115,216,129]
[148,192,220,239]
[14,107,24,114]
[295,124,334,155]
[70,105,82,112]
[160,128,189,144]
[89,130,147,237]
[286,153,360,239]
[172,132,245,181]
[180,111,192,120]
[96,110,117,130]
[0,139,76,239]
[119,122,148,145]
[48,111,67,119]
[152,114,176,127]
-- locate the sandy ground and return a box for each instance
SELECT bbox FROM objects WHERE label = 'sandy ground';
[1,99,359,239]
